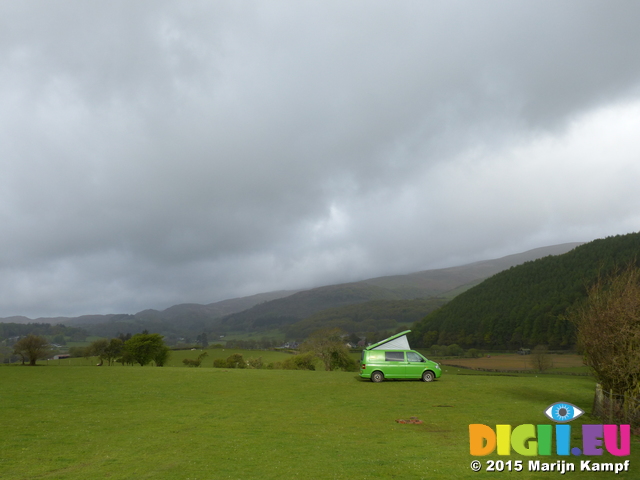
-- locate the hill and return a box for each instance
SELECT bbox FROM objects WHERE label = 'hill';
[0,291,299,339]
[360,243,583,295]
[282,297,448,339]
[409,232,640,350]
[216,243,581,334]
[0,242,581,340]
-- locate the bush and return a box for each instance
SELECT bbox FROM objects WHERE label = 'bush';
[281,352,316,370]
[300,328,357,371]
[182,351,207,367]
[247,357,263,369]
[446,344,464,356]
[213,358,226,368]
[567,265,640,398]
[466,348,480,358]
[529,345,553,372]
[430,345,446,356]
[226,353,246,368]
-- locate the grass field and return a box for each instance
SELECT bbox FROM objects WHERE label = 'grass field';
[46,348,297,368]
[1,358,638,479]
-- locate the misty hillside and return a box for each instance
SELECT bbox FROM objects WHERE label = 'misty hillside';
[216,243,581,332]
[362,243,583,292]
[409,232,640,350]
[283,298,448,340]
[0,242,581,339]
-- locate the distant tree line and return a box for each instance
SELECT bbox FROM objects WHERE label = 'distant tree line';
[223,338,280,349]
[212,328,358,372]
[70,332,171,366]
[284,298,447,339]
[0,323,88,344]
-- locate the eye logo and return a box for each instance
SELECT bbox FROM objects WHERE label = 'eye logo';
[544,402,584,423]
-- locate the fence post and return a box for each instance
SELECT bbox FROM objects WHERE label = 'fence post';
[609,389,614,424]
[593,384,603,418]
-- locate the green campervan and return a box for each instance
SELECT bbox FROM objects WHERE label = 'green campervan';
[359,330,441,383]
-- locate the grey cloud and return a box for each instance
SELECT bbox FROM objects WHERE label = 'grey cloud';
[2,1,640,316]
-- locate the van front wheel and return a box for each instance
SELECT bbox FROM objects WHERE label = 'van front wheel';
[422,371,435,382]
[371,371,384,383]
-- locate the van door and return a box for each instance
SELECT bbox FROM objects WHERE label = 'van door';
[384,351,406,378]
[405,351,427,379]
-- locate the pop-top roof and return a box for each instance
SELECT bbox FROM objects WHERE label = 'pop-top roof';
[365,330,411,351]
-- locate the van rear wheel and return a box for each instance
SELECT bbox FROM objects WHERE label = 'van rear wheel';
[371,371,384,383]
[422,371,435,382]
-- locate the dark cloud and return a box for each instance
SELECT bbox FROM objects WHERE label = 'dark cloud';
[2,1,640,317]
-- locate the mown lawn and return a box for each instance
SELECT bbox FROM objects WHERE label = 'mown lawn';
[0,366,637,479]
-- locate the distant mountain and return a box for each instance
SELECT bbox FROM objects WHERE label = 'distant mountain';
[218,243,582,333]
[0,242,582,338]
[360,243,583,296]
[2,290,298,329]
[409,232,640,350]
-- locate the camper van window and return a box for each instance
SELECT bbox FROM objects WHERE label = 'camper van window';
[385,352,404,362]
[406,352,424,362]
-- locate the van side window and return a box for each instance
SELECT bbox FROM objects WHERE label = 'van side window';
[406,352,424,362]
[385,352,405,362]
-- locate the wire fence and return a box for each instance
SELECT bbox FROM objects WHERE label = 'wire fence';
[592,384,640,426]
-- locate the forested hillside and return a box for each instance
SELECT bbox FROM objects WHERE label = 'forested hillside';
[283,298,447,339]
[218,283,403,332]
[0,242,582,342]
[409,232,640,350]
[217,243,580,333]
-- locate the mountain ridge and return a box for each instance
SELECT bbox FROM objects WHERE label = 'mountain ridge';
[0,242,583,336]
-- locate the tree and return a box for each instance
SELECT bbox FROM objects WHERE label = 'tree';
[123,333,169,366]
[117,332,132,343]
[196,332,209,348]
[12,334,51,366]
[300,328,358,372]
[87,338,125,366]
[104,338,124,366]
[567,265,640,398]
[153,344,171,367]
[529,345,553,372]
[88,339,109,365]
[68,346,87,358]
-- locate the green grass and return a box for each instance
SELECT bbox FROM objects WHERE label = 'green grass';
[163,348,294,367]
[1,367,637,479]
[42,348,296,368]
[216,329,286,343]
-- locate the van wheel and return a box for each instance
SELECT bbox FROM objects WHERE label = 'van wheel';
[422,371,435,382]
[371,371,384,383]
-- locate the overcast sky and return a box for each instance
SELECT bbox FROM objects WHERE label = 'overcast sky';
[2,1,640,318]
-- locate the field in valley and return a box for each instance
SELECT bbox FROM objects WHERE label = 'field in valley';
[1,352,637,479]
[436,353,588,374]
